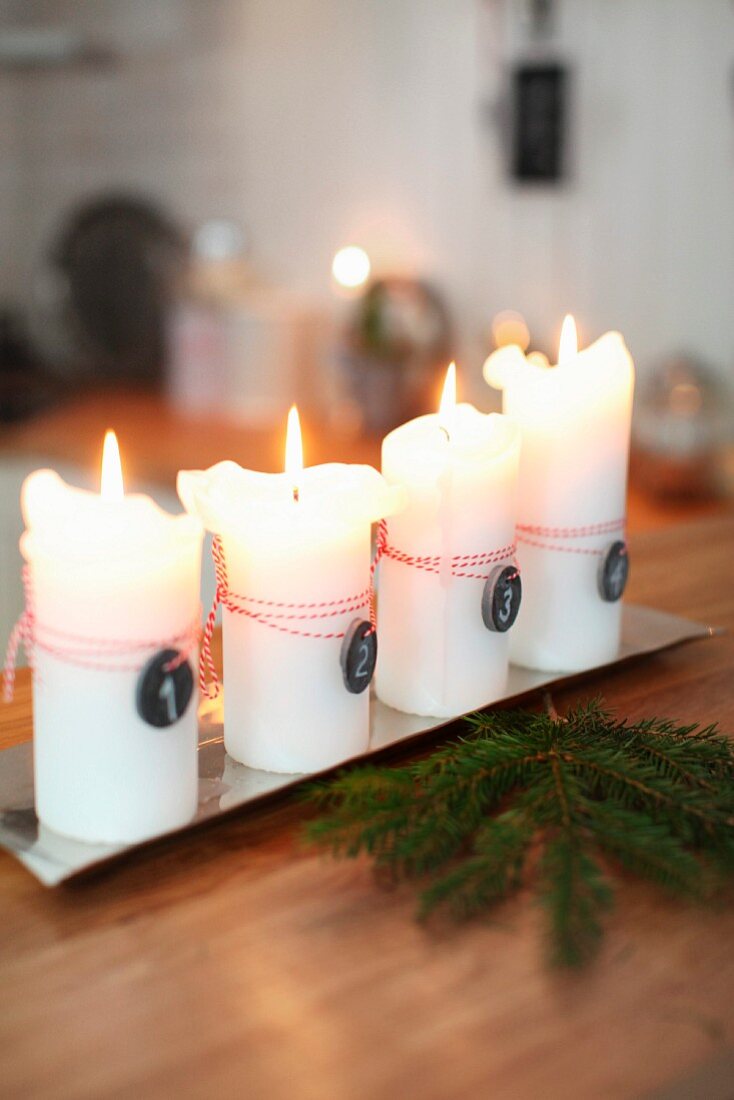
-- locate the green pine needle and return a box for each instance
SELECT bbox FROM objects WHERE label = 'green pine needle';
[303,699,734,967]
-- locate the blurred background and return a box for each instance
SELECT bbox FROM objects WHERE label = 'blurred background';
[0,0,733,638]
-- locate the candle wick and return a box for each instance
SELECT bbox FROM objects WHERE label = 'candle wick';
[439,426,451,444]
[292,485,300,503]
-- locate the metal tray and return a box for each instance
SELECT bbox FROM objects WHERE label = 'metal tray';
[0,604,716,886]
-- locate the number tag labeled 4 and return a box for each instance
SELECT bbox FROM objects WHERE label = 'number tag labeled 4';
[598,540,629,602]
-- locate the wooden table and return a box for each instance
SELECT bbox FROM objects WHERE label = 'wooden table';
[0,387,383,487]
[2,522,734,1099]
[1,386,729,534]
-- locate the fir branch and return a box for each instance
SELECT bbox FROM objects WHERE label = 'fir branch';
[582,799,707,898]
[418,811,533,921]
[304,700,734,967]
[539,833,612,967]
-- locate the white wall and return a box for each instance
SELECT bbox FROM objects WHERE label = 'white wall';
[474,0,734,382]
[2,0,733,400]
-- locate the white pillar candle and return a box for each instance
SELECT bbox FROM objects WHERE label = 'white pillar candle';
[484,317,635,672]
[376,365,522,718]
[18,433,204,845]
[178,408,404,775]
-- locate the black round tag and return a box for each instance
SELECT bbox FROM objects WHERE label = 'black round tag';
[482,565,522,633]
[136,648,195,728]
[598,540,629,602]
[340,619,377,695]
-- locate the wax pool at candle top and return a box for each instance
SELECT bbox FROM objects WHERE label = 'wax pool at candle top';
[178,460,402,537]
[22,469,203,639]
[22,469,201,560]
[486,333,634,524]
[382,403,517,491]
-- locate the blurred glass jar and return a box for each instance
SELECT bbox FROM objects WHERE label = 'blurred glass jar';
[167,219,314,425]
[632,355,732,498]
[339,277,451,434]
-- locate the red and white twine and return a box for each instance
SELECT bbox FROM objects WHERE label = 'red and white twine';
[199,535,380,699]
[376,518,517,581]
[5,512,571,707]
[3,566,200,703]
[198,522,519,700]
[515,518,625,557]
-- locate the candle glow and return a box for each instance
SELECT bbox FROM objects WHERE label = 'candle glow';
[438,362,457,439]
[285,405,304,503]
[101,430,124,502]
[558,314,578,365]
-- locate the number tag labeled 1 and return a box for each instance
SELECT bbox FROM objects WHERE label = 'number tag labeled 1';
[136,648,195,728]
[340,619,377,695]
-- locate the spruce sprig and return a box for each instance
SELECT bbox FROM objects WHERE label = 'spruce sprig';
[304,699,734,967]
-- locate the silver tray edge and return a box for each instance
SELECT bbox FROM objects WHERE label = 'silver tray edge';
[0,603,719,886]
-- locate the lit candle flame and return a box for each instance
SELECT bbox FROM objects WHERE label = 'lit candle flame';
[438,361,457,439]
[285,405,303,502]
[558,314,578,364]
[100,430,124,502]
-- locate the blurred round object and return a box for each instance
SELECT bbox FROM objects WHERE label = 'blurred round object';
[491,309,530,352]
[31,193,186,382]
[340,277,451,433]
[632,354,731,498]
[332,246,371,292]
[193,219,249,262]
[187,217,253,302]
[483,344,528,389]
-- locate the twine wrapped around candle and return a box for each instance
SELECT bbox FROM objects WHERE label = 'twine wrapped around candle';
[3,566,200,702]
[515,518,625,556]
[199,533,383,700]
[378,519,517,580]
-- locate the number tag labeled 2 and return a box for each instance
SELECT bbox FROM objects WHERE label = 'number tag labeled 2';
[340,620,377,695]
[136,648,195,728]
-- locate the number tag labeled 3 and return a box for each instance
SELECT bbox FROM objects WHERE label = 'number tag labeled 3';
[340,620,377,695]
[136,648,195,728]
[482,565,522,633]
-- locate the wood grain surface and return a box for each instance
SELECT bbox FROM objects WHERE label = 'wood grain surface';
[1,514,734,1100]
